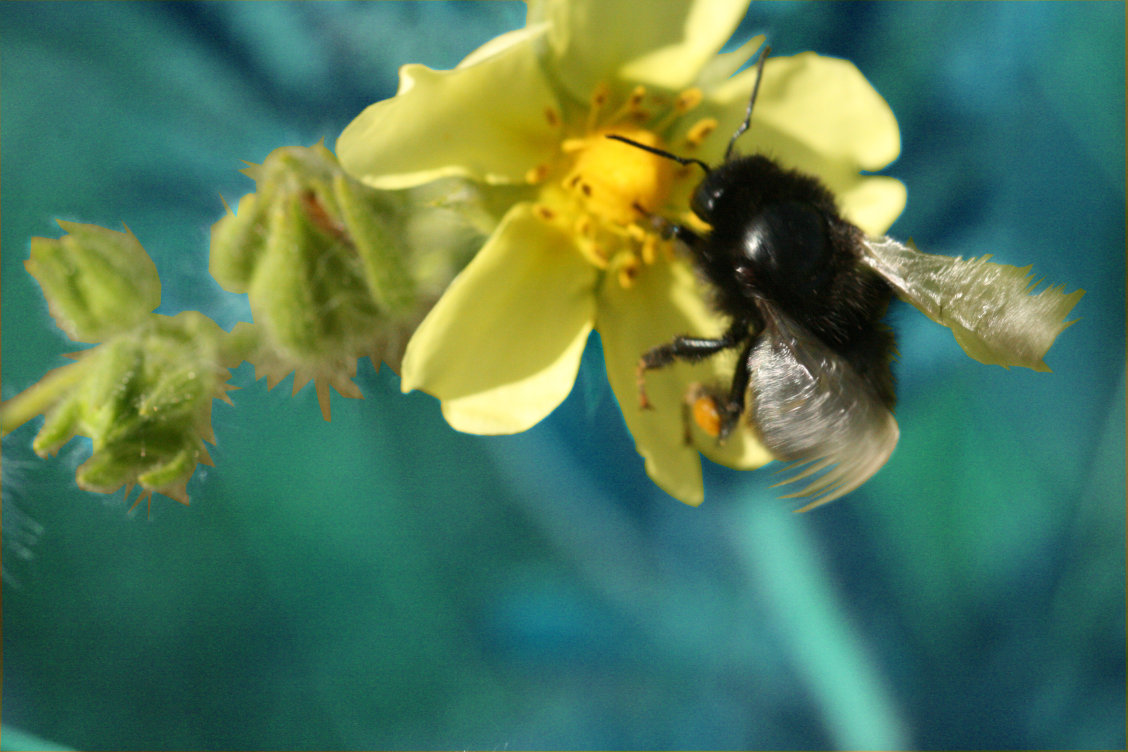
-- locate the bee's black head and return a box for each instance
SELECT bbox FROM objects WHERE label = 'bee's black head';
[605,44,849,304]
[688,154,777,223]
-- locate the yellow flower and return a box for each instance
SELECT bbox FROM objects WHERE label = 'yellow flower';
[337,0,906,505]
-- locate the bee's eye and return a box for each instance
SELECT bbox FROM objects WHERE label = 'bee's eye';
[741,201,832,295]
[690,179,721,222]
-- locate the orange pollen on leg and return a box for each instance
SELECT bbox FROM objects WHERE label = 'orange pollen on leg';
[690,392,724,437]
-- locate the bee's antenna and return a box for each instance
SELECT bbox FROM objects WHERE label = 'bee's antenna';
[724,45,771,162]
[606,134,711,174]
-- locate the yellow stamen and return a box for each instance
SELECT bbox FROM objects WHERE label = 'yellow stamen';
[560,138,586,154]
[685,117,719,148]
[574,214,595,241]
[534,82,727,279]
[652,88,704,132]
[641,233,660,265]
[564,126,674,226]
[674,88,703,114]
[586,82,612,132]
[577,237,610,269]
[612,252,641,288]
[525,164,550,184]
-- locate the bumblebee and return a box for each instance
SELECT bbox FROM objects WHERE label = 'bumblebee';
[612,48,1082,509]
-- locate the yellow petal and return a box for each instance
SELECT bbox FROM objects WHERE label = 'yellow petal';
[692,33,766,93]
[710,52,901,172]
[531,0,752,102]
[597,259,706,504]
[402,203,597,435]
[456,22,547,70]
[597,254,771,505]
[836,175,908,237]
[337,26,560,190]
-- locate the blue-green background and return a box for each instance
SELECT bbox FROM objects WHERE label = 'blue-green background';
[2,2,1123,749]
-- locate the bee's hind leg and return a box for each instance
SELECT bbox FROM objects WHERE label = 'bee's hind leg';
[713,339,757,441]
[682,382,725,445]
[679,343,755,445]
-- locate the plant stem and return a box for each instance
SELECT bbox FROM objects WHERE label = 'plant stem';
[0,358,93,438]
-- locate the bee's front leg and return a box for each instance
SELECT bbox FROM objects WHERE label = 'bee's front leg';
[636,320,746,410]
[644,213,702,252]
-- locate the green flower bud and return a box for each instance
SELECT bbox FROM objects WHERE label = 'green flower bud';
[333,171,416,315]
[32,395,83,456]
[209,191,271,293]
[26,221,160,342]
[212,143,422,365]
[208,143,444,417]
[31,312,233,508]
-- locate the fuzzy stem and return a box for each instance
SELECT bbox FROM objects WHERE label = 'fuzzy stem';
[0,358,94,438]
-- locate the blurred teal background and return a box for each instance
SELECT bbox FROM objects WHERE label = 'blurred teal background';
[1,2,1123,749]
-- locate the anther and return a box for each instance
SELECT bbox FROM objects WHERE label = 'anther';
[627,85,646,111]
[685,118,719,148]
[613,252,640,288]
[525,164,550,184]
[590,83,611,108]
[561,138,586,154]
[574,215,594,239]
[577,238,609,269]
[674,88,703,114]
[587,83,612,131]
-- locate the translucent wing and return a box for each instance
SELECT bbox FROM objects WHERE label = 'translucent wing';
[748,306,899,511]
[861,236,1084,371]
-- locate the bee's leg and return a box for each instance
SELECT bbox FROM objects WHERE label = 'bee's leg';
[636,320,745,409]
[632,205,702,252]
[647,214,702,251]
[663,222,702,251]
[716,339,757,440]
[682,382,725,444]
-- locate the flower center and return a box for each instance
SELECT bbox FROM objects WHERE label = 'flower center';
[564,125,673,227]
[529,85,716,287]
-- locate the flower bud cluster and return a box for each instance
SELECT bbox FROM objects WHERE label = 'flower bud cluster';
[21,224,237,510]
